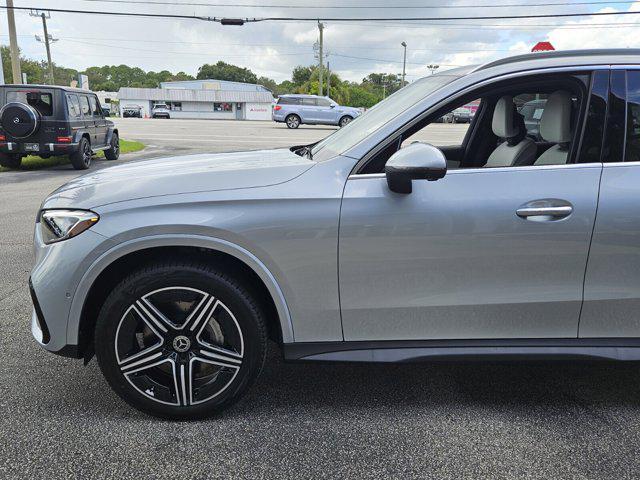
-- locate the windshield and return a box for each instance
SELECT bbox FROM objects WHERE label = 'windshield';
[310,74,460,161]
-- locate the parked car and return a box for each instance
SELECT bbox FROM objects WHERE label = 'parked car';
[0,85,119,169]
[152,103,171,119]
[452,106,473,123]
[31,50,640,419]
[518,99,548,140]
[122,105,142,118]
[272,94,362,128]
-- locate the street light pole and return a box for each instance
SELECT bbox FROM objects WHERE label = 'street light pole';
[427,64,439,75]
[318,21,324,96]
[31,10,57,85]
[401,41,407,87]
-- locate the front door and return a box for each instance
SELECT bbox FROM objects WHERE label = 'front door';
[90,95,108,146]
[314,97,336,124]
[339,166,601,341]
[338,71,607,342]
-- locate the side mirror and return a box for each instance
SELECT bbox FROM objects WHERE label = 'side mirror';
[385,142,447,194]
[330,103,336,108]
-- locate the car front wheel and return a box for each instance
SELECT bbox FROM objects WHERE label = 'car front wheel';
[104,132,120,160]
[285,114,300,129]
[94,261,267,419]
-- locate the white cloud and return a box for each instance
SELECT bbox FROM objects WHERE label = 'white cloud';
[0,0,638,83]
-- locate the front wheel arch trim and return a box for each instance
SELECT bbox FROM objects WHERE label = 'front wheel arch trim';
[67,234,295,347]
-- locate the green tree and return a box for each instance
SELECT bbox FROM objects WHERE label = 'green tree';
[196,61,257,83]
[291,65,315,86]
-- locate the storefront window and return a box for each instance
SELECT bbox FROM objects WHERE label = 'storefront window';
[214,102,232,112]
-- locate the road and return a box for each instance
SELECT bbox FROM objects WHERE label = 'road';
[1,119,639,479]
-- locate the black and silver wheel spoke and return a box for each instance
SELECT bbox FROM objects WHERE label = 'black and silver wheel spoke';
[195,343,242,370]
[115,286,245,408]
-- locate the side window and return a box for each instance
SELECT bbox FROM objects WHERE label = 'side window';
[625,70,640,162]
[89,96,100,116]
[79,95,91,117]
[401,100,480,149]
[515,95,547,140]
[301,98,316,106]
[316,97,333,107]
[66,94,81,119]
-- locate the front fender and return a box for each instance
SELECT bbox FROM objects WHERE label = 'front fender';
[67,234,295,346]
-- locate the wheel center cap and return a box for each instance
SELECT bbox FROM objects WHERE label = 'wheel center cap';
[173,335,191,353]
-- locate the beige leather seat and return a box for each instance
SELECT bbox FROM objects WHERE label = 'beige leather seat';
[534,90,573,165]
[485,95,537,168]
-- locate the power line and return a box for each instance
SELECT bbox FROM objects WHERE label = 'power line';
[3,5,640,23]
[72,0,640,9]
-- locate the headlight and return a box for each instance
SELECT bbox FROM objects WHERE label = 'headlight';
[38,209,99,244]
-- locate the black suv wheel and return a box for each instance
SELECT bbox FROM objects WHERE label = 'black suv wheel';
[0,152,22,169]
[70,137,92,170]
[104,132,120,160]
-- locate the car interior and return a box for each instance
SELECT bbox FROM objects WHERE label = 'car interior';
[359,73,589,174]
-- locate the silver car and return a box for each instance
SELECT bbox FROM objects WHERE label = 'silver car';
[272,94,361,128]
[30,49,640,419]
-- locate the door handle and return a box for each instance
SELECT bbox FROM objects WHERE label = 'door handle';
[516,199,573,221]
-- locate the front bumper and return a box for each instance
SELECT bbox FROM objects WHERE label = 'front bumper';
[30,223,111,356]
[0,141,79,155]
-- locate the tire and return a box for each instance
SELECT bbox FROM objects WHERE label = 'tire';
[0,152,22,169]
[285,114,300,129]
[339,116,353,128]
[69,137,92,170]
[104,132,120,161]
[0,102,39,139]
[94,261,268,420]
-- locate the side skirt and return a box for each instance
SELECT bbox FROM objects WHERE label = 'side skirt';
[283,338,640,363]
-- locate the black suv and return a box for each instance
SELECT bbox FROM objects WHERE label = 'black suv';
[0,85,119,170]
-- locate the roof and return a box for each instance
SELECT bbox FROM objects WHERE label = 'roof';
[279,94,330,99]
[475,48,640,72]
[117,87,274,103]
[159,79,271,92]
[0,84,94,93]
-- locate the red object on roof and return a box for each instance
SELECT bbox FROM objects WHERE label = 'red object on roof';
[532,42,555,52]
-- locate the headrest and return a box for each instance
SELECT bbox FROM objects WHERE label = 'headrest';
[540,90,572,144]
[492,95,519,139]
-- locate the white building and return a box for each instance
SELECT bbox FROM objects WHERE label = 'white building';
[117,79,274,120]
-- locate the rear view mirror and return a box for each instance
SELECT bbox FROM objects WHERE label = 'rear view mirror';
[385,142,447,194]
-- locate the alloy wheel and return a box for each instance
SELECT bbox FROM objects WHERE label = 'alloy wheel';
[115,287,244,407]
[286,115,300,128]
[83,141,92,167]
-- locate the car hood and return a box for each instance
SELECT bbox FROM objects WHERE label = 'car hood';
[43,149,315,209]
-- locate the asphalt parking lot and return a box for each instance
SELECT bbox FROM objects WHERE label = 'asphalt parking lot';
[2,119,640,479]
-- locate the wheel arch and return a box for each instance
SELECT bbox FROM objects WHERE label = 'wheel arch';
[71,235,294,362]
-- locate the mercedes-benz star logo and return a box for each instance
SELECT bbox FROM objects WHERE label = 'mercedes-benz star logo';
[12,117,20,124]
[172,335,191,353]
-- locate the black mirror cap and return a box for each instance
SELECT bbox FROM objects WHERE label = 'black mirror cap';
[385,142,447,194]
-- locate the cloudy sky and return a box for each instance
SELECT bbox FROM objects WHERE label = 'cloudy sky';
[1,0,639,83]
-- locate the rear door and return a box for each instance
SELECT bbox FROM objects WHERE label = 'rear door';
[90,95,108,146]
[580,68,640,337]
[78,94,96,144]
[300,98,318,122]
[65,94,84,141]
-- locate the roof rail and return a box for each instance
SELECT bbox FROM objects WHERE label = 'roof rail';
[475,48,640,72]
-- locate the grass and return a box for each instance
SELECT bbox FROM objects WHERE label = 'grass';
[0,139,145,172]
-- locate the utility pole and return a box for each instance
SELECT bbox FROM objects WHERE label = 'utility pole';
[318,21,324,96]
[31,10,57,84]
[401,41,407,87]
[326,61,330,98]
[6,0,22,84]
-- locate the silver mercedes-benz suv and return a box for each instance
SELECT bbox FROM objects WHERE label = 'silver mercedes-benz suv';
[30,50,640,419]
